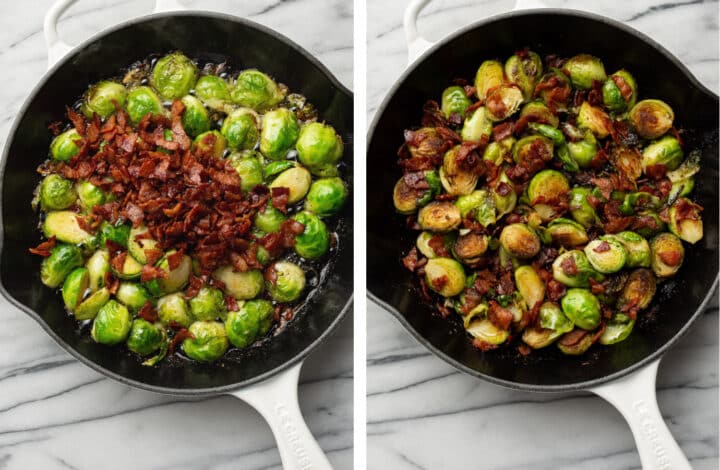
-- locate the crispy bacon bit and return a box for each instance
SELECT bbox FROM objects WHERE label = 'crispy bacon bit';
[225,295,239,312]
[104,271,120,295]
[436,302,452,318]
[559,329,587,347]
[485,90,507,118]
[593,241,611,253]
[673,197,702,221]
[141,265,168,282]
[612,75,633,100]
[427,235,450,258]
[184,275,204,299]
[472,338,499,351]
[29,236,57,257]
[421,100,447,127]
[591,177,614,200]
[497,270,515,296]
[492,122,514,142]
[138,301,159,322]
[659,250,682,267]
[110,252,127,273]
[589,278,606,295]
[546,279,566,302]
[495,181,512,197]
[168,328,194,355]
[560,256,578,276]
[166,249,184,271]
[587,80,603,106]
[518,343,532,356]
[645,164,667,180]
[488,300,513,330]
[430,274,449,291]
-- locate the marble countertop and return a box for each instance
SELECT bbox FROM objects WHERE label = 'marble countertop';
[0,1,352,469]
[367,0,718,469]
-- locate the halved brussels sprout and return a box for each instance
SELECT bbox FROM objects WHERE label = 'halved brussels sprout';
[505,50,543,99]
[635,210,666,239]
[82,81,127,119]
[424,257,466,297]
[668,198,703,244]
[86,249,109,292]
[512,135,553,165]
[305,177,348,217]
[228,151,264,193]
[552,250,604,287]
[416,232,449,259]
[499,223,540,259]
[599,313,635,345]
[602,70,637,112]
[617,268,656,312]
[76,180,107,213]
[74,287,110,320]
[296,122,343,175]
[492,171,517,218]
[629,99,674,139]
[557,331,593,355]
[667,150,700,184]
[91,300,132,345]
[567,131,598,168]
[418,202,461,232]
[115,282,151,311]
[38,175,77,211]
[440,145,479,196]
[461,107,493,143]
[474,60,505,101]
[50,129,82,162]
[584,237,627,273]
[157,292,193,328]
[642,136,683,172]
[254,205,286,234]
[193,130,228,159]
[194,75,232,111]
[62,267,89,310]
[111,252,143,280]
[485,84,524,121]
[231,69,285,110]
[613,231,651,268]
[214,266,265,300]
[577,102,612,138]
[221,108,260,150]
[189,286,226,321]
[521,101,560,128]
[482,137,515,166]
[453,233,489,265]
[183,321,229,362]
[98,221,130,249]
[466,318,509,345]
[650,232,684,278]
[150,52,197,100]
[441,86,471,119]
[126,86,164,124]
[40,244,83,288]
[269,165,312,204]
[393,177,419,214]
[535,68,571,110]
[547,218,588,247]
[569,187,600,228]
[265,261,306,302]
[523,302,573,349]
[610,146,643,181]
[455,189,492,221]
[560,288,601,330]
[407,127,448,160]
[155,252,192,294]
[180,95,210,138]
[127,225,159,265]
[261,108,301,161]
[292,211,330,259]
[515,265,545,309]
[564,54,606,89]
[225,299,274,348]
[527,169,569,221]
[127,319,165,356]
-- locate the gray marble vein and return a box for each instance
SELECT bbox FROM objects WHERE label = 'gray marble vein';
[0,1,352,469]
[367,0,718,469]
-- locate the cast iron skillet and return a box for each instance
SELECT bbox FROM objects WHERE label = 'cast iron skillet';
[0,4,352,469]
[368,2,717,468]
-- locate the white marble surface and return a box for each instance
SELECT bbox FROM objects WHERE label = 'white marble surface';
[367,1,718,469]
[0,1,352,469]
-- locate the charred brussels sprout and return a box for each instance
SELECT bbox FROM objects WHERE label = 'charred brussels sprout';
[520,101,560,128]
[474,60,505,101]
[523,302,573,349]
[91,300,132,345]
[214,266,265,300]
[194,75,232,111]
[564,54,606,89]
[567,131,598,168]
[76,181,107,213]
[269,165,312,204]
[599,313,635,345]
[527,170,569,221]
[127,319,164,356]
[453,233,489,265]
[613,231,651,267]
[157,293,193,328]
[455,189,496,227]
[231,69,285,110]
[610,146,643,181]
[292,211,330,259]
[416,232,450,259]
[406,127,447,160]
[561,288,601,330]
[547,218,588,247]
[499,223,540,259]
[62,267,89,311]
[150,52,197,100]
[557,331,594,355]
[50,129,81,161]
[513,135,553,165]
[552,250,603,287]
[260,108,300,161]
[424,257,466,297]
[418,201,461,232]
[492,171,517,218]
[485,84,524,121]
[569,187,600,228]
[440,145,479,195]
[602,70,637,112]
[183,321,229,362]
[221,108,260,150]
[266,261,306,302]
[81,81,127,119]
[40,244,83,288]
[577,102,612,138]
[189,286,226,321]
[225,299,274,348]
[642,136,683,172]
[38,174,77,210]
[584,237,627,273]
[305,177,348,217]
[466,318,509,345]
[441,86,471,119]
[296,122,343,175]
[504,50,543,99]
[668,198,703,244]
[650,232,684,277]
[126,86,164,124]
[43,211,93,245]
[617,268,656,313]
[461,107,492,143]
[630,99,674,139]
[180,95,210,138]
[515,265,545,309]
[115,282,150,311]
[254,205,286,233]
[193,130,227,159]
[228,151,264,193]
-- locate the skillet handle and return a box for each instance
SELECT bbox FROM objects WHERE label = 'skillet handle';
[590,359,692,470]
[403,0,549,64]
[228,361,333,470]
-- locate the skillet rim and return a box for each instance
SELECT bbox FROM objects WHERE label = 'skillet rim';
[367,7,719,392]
[0,10,354,397]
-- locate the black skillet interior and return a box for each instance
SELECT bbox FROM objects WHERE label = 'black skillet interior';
[0,13,353,395]
[367,10,718,391]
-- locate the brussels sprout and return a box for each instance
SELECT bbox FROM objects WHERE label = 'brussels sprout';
[254,205,286,233]
[617,268,656,312]
[441,86,471,119]
[194,75,232,111]
[567,131,598,168]
[466,318,510,344]
[225,299,274,348]
[523,302,573,349]
[460,107,492,143]
[492,171,517,218]
[305,177,348,217]
[650,232,684,278]
[564,54,606,89]
[642,136,683,173]
[535,68,572,110]
[115,282,151,311]
[255,244,271,266]
[157,292,193,328]
[91,300,132,345]
[214,266,265,300]
[81,81,127,119]
[584,237,627,273]
[261,108,301,161]
[228,151,264,193]
[577,102,611,138]
[98,221,130,249]
[264,160,295,180]
[440,145,479,196]
[416,232,449,259]
[629,99,674,139]
[613,231,651,267]
[527,123,563,147]
[561,288,601,330]
[634,210,666,239]
[38,175,77,211]
[552,250,604,287]
[418,202,461,232]
[499,223,540,259]
[527,169,569,221]
[156,252,192,293]
[189,286,226,321]
[602,70,637,112]
[482,137,515,166]
[515,265,545,309]
[393,177,418,214]
[76,180,107,213]
[62,267,89,310]
[668,198,703,244]
[599,313,635,345]
[182,321,229,361]
[505,50,543,99]
[127,225,159,265]
[265,261,306,302]
[455,189,491,220]
[193,130,227,159]
[610,146,643,181]
[127,319,165,356]
[513,135,553,165]
[667,150,700,184]
[109,252,142,281]
[485,84,524,121]
[126,86,164,124]
[86,249,109,292]
[150,52,197,100]
[547,218,588,247]
[231,69,285,110]
[74,287,110,320]
[557,331,593,355]
[453,233,489,265]
[424,257,466,297]
[668,178,696,206]
[569,187,600,228]
[180,95,210,138]
[40,244,83,288]
[474,60,505,101]
[221,108,260,150]
[50,129,82,162]
[407,127,448,160]
[269,165,312,204]
[520,101,560,128]
[292,211,330,259]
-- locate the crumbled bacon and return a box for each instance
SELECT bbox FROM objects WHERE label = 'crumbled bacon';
[29,236,57,257]
[141,265,168,282]
[645,164,667,180]
[472,338,499,351]
[593,241,611,253]
[492,122,514,142]
[138,301,159,322]
[168,328,194,355]
[421,100,448,127]
[560,256,578,275]
[559,329,587,347]
[430,274,448,291]
[488,300,513,330]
